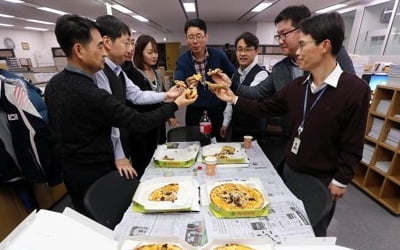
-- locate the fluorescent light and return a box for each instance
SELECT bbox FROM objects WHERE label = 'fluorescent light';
[338,7,357,14]
[131,29,136,33]
[183,3,196,12]
[316,4,348,14]
[0,23,14,26]
[4,0,24,3]
[0,13,15,18]
[251,2,272,12]
[24,26,48,31]
[112,4,133,14]
[132,15,148,22]
[26,19,54,25]
[37,7,68,15]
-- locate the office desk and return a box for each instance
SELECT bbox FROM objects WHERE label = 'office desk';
[114,142,314,246]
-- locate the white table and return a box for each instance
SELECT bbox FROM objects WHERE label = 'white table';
[114,141,314,246]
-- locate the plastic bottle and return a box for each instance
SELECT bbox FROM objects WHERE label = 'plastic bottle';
[199,110,212,146]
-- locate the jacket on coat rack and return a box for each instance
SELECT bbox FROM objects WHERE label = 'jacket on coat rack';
[0,79,61,185]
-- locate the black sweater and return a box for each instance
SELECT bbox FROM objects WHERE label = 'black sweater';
[45,68,177,164]
[237,72,370,184]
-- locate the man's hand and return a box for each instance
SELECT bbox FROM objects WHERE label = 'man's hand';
[210,72,232,87]
[328,183,347,201]
[213,87,237,103]
[164,85,183,102]
[174,89,198,107]
[115,158,138,179]
[220,126,228,138]
[168,117,180,128]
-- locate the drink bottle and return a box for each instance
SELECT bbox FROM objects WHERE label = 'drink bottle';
[199,110,211,146]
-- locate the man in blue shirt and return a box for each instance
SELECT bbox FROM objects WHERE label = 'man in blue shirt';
[94,15,182,178]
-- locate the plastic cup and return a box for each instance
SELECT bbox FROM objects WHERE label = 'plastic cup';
[243,135,253,149]
[161,168,174,177]
[205,156,217,176]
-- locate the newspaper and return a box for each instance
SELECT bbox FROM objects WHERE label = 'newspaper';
[114,142,314,246]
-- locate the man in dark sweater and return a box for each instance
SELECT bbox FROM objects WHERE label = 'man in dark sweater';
[174,18,236,141]
[45,14,196,215]
[212,13,370,235]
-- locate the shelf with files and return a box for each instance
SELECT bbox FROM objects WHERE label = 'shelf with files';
[354,85,400,214]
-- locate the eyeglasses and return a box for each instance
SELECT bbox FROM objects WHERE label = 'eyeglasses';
[187,34,206,42]
[273,28,299,42]
[236,47,256,53]
[298,40,316,50]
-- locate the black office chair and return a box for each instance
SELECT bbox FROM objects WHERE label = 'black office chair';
[167,126,202,142]
[283,168,333,237]
[83,170,139,229]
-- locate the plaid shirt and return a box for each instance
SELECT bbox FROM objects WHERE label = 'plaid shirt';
[192,49,209,86]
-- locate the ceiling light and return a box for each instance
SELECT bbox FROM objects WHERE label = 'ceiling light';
[131,29,136,33]
[0,23,14,26]
[316,4,348,14]
[132,15,148,22]
[251,2,272,12]
[183,3,196,12]
[26,19,54,25]
[37,7,68,16]
[338,7,357,14]
[112,4,133,14]
[24,26,48,31]
[3,0,24,3]
[0,13,15,18]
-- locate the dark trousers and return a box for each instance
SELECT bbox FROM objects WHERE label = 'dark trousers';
[61,161,114,217]
[185,105,224,141]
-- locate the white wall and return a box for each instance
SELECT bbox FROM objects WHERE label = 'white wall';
[0,28,59,67]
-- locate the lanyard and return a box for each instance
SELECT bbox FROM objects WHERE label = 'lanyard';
[297,83,328,137]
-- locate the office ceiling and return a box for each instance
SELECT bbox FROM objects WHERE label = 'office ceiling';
[0,0,376,34]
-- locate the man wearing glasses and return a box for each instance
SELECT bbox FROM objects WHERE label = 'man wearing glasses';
[174,18,235,141]
[227,5,355,174]
[94,15,182,178]
[211,12,370,236]
[221,32,269,142]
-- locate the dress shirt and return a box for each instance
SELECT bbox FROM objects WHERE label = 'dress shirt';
[94,57,165,160]
[223,60,269,126]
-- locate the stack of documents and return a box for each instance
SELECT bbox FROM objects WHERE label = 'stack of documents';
[375,161,391,173]
[388,64,400,86]
[376,99,391,114]
[367,118,384,139]
[385,127,400,148]
[361,144,375,164]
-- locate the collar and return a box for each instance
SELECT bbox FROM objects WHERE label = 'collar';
[65,64,93,80]
[191,48,209,63]
[238,59,257,75]
[104,57,122,75]
[302,63,343,90]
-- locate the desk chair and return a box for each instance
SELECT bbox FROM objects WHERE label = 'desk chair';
[283,167,333,236]
[167,126,202,142]
[83,171,139,229]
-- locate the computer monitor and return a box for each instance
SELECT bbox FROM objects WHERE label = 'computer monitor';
[369,74,388,91]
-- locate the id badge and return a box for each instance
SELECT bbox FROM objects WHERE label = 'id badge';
[291,137,301,155]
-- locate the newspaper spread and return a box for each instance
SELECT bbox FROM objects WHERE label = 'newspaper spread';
[114,142,314,246]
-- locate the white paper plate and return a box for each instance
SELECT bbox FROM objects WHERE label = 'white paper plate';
[133,176,195,211]
[154,144,200,162]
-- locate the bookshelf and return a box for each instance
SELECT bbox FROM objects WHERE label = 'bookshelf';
[354,85,400,214]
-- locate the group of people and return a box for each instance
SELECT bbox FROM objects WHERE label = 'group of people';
[46,4,370,236]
